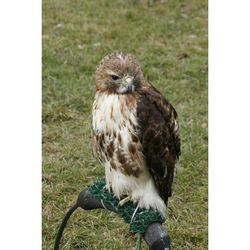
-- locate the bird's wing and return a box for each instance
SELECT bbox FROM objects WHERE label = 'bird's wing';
[136,85,181,204]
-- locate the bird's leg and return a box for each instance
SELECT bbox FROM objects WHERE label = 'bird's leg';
[118,194,132,206]
[103,182,112,191]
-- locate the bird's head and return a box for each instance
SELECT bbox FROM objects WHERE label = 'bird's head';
[95,51,144,94]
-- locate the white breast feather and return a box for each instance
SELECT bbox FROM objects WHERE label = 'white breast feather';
[92,93,166,216]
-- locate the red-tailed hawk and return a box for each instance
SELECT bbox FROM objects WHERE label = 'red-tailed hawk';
[91,52,180,216]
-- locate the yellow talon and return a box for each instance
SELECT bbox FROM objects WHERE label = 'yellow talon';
[118,196,131,206]
[103,183,111,191]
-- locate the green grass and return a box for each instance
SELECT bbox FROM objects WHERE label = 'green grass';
[42,0,207,249]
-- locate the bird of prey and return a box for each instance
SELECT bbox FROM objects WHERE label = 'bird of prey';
[91,52,180,216]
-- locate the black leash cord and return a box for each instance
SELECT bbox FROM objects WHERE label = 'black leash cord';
[54,203,79,250]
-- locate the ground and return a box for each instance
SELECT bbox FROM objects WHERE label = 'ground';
[42,0,208,249]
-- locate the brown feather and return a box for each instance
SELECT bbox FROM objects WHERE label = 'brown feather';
[136,84,181,204]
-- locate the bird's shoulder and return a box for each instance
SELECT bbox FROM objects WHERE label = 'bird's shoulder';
[136,82,181,158]
[136,82,177,125]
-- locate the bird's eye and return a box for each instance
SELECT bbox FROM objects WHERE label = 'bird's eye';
[111,75,120,81]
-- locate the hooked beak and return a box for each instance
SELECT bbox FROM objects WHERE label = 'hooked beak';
[121,76,134,92]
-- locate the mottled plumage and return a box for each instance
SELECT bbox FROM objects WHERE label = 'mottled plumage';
[91,52,180,216]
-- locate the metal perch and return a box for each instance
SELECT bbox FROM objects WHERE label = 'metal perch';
[54,187,171,250]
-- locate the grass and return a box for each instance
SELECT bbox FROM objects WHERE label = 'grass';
[42,0,208,249]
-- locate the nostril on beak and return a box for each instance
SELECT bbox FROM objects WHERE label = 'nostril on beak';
[125,77,133,85]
